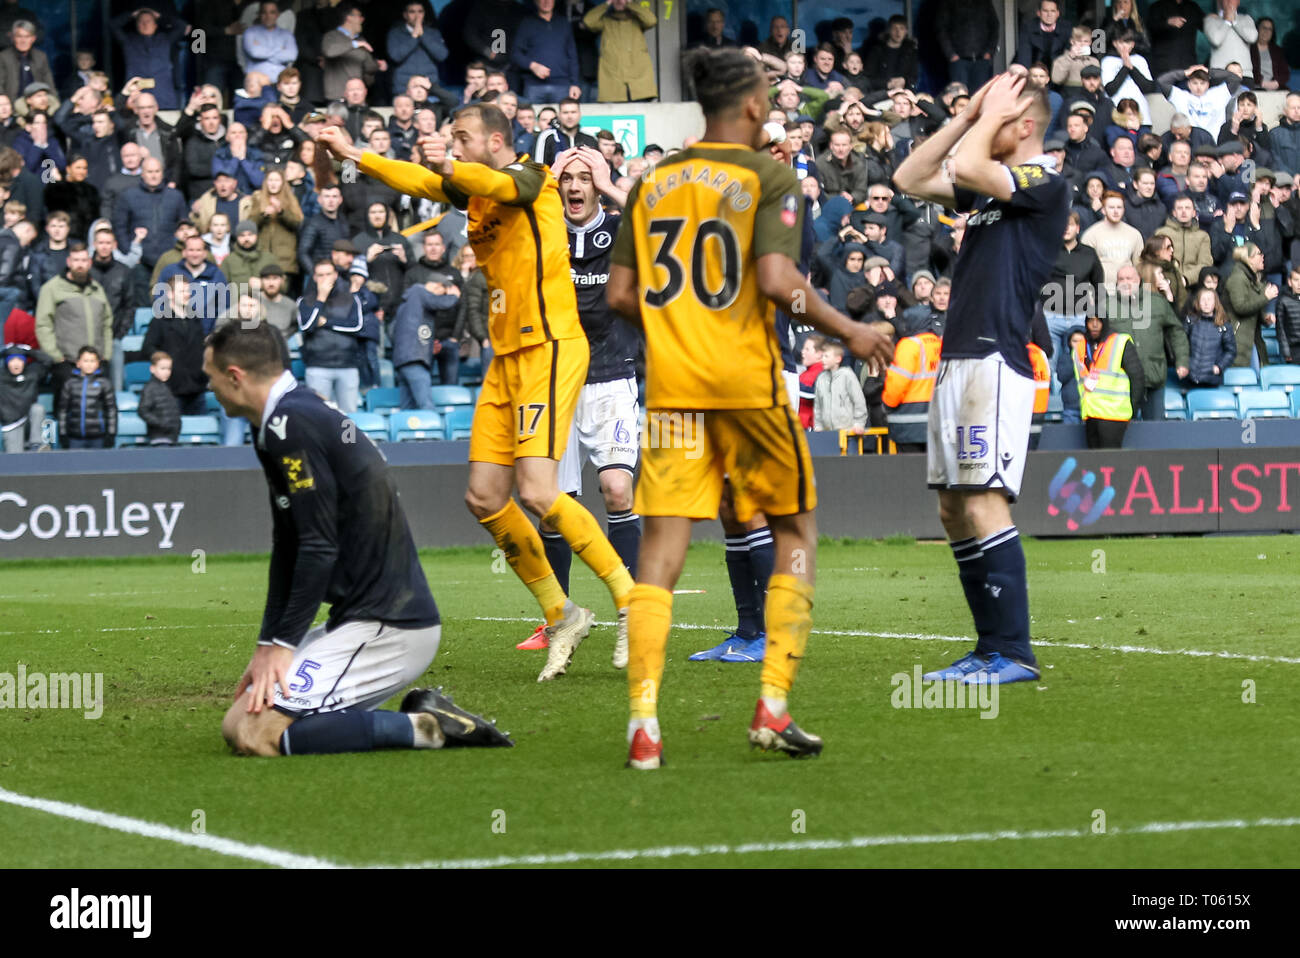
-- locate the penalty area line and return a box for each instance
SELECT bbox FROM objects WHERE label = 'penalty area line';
[0,786,339,869]
[401,815,1300,869]
[472,616,1300,666]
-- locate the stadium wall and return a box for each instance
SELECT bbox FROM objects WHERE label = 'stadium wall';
[2,444,1298,558]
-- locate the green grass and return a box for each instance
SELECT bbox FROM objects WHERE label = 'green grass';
[1,536,1298,868]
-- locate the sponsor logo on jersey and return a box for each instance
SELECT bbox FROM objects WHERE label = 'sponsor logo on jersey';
[280,454,315,492]
[571,269,609,286]
[593,230,612,249]
[266,414,288,440]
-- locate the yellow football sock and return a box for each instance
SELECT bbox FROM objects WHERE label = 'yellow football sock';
[542,494,635,608]
[759,574,815,699]
[480,500,567,625]
[627,584,672,719]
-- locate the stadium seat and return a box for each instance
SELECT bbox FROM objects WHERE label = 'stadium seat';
[1293,391,1300,418]
[38,391,53,412]
[389,410,443,441]
[430,385,475,409]
[116,391,139,412]
[459,357,483,385]
[120,333,145,354]
[203,392,223,414]
[115,413,148,447]
[444,405,474,440]
[379,358,395,389]
[1044,392,1063,423]
[1163,388,1187,420]
[1238,388,1292,419]
[1222,367,1258,391]
[290,357,306,381]
[364,387,402,414]
[1266,337,1281,362]
[124,361,152,392]
[348,411,389,443]
[132,307,152,334]
[177,415,221,444]
[1260,365,1300,392]
[1186,389,1239,420]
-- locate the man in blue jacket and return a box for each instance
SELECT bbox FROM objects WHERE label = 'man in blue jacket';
[111,156,188,271]
[512,0,583,104]
[387,2,449,98]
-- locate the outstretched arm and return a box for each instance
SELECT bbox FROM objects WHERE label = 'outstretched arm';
[318,125,451,203]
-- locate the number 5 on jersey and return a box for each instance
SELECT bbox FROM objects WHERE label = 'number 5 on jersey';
[518,403,547,438]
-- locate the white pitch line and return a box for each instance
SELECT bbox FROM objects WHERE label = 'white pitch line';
[473,616,1300,666]
[0,786,339,869]
[0,623,253,636]
[399,815,1300,869]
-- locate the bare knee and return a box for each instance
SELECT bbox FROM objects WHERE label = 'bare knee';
[600,470,634,514]
[223,710,286,757]
[465,484,504,519]
[937,494,968,531]
[516,478,558,518]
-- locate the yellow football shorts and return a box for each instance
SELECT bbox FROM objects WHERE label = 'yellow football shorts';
[469,337,589,465]
[634,403,817,522]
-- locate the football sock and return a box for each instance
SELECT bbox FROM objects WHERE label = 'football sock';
[627,716,661,744]
[627,583,672,720]
[951,536,995,654]
[606,508,641,579]
[279,709,414,755]
[759,574,814,712]
[724,534,761,638]
[747,526,775,632]
[480,500,567,626]
[980,526,1035,665]
[542,493,634,608]
[540,528,572,596]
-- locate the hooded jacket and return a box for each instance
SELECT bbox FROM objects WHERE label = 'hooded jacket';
[0,343,50,427]
[1079,314,1146,417]
[1181,307,1237,384]
[138,374,181,442]
[34,273,113,364]
[1056,323,1086,416]
[58,367,116,440]
[815,238,870,312]
[298,286,364,370]
[1276,288,1300,362]
[391,285,461,369]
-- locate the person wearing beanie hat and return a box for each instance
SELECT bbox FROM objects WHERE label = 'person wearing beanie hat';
[1,342,52,451]
[222,216,279,296]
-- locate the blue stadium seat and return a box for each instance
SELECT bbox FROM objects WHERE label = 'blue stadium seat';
[116,391,139,412]
[1222,367,1258,391]
[365,387,402,414]
[1260,365,1300,392]
[1044,392,1063,423]
[124,361,152,392]
[379,358,395,389]
[348,411,389,443]
[120,333,145,354]
[290,357,306,381]
[1163,388,1187,420]
[132,307,152,334]
[1293,391,1300,418]
[115,413,148,447]
[444,405,474,440]
[37,391,52,412]
[1187,388,1239,420]
[1265,337,1281,362]
[203,391,223,414]
[1238,388,1292,419]
[389,410,443,441]
[459,357,483,385]
[430,385,475,408]
[177,415,221,444]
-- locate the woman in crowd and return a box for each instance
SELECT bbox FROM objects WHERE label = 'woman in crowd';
[250,166,303,286]
[1181,288,1236,387]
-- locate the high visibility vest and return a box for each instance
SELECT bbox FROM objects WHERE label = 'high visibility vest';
[883,331,940,444]
[1074,332,1133,421]
[1028,343,1050,414]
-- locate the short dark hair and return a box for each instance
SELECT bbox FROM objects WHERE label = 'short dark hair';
[66,240,88,253]
[686,48,765,118]
[1238,90,1257,105]
[199,102,219,115]
[206,321,286,380]
[558,97,580,109]
[77,345,101,361]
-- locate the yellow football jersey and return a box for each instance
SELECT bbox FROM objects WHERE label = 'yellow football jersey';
[358,152,584,356]
[612,143,803,409]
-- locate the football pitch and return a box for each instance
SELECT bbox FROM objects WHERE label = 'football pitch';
[1,535,1297,869]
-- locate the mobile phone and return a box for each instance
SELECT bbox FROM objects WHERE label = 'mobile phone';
[138,78,156,89]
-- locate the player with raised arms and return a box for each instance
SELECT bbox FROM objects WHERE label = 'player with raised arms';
[317,107,636,683]
[209,322,512,756]
[606,48,894,769]
[892,71,1070,684]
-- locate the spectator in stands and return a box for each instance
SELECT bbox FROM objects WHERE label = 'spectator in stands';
[391,277,443,409]
[513,0,582,103]
[89,223,132,391]
[1181,286,1236,384]
[251,103,306,168]
[298,257,363,413]
[113,156,188,272]
[465,0,523,76]
[297,183,348,275]
[137,349,180,444]
[863,15,917,91]
[1044,211,1103,362]
[353,201,408,317]
[243,1,297,84]
[1222,242,1276,366]
[1267,94,1300,175]
[0,94,21,147]
[1156,193,1214,289]
[1162,112,1214,159]
[1104,133,1141,192]
[1051,26,1100,95]
[1204,1,1257,79]
[1140,232,1188,314]
[1017,0,1070,68]
[405,229,456,287]
[0,341,46,450]
[202,213,233,266]
[1220,91,1268,160]
[1157,139,1193,201]
[1108,263,1187,420]
[28,209,70,291]
[322,4,386,103]
[188,2,242,100]
[1275,266,1300,363]
[534,98,598,168]
[695,8,735,50]
[1125,168,1166,239]
[45,155,97,245]
[814,340,866,433]
[1103,0,1151,55]
[192,170,252,237]
[0,20,51,104]
[36,240,112,422]
[272,68,307,126]
[58,344,115,449]
[255,263,294,335]
[817,129,870,206]
[1056,325,1085,421]
[120,88,182,190]
[110,9,185,110]
[133,274,208,414]
[796,334,825,430]
[1083,190,1144,289]
[233,71,277,130]
[1102,32,1156,128]
[1148,0,1205,77]
[100,142,142,220]
[249,167,302,285]
[758,15,792,60]
[212,123,265,195]
[1064,109,1108,178]
[387,2,447,98]
[1077,312,1143,448]
[158,234,229,334]
[1249,17,1288,92]
[177,102,227,202]
[935,0,998,90]
[803,44,846,92]
[858,212,905,280]
[1183,161,1220,228]
[151,221,205,288]
[584,0,657,103]
[1157,66,1243,138]
[815,226,868,313]
[1209,190,1252,274]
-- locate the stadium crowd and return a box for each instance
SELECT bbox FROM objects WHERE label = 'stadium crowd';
[2,0,1300,451]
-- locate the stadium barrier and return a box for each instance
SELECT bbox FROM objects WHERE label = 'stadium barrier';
[2,442,1298,558]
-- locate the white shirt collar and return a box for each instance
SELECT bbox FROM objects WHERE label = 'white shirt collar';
[256,370,298,447]
[568,206,605,236]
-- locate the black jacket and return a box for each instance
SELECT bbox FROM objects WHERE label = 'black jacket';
[1181,312,1237,385]
[137,374,181,442]
[1276,289,1300,361]
[92,254,134,340]
[133,311,208,399]
[44,180,100,241]
[58,368,117,440]
[862,37,918,90]
[298,287,365,369]
[174,111,226,201]
[297,212,350,275]
[1124,192,1166,240]
[1044,241,1104,315]
[0,344,50,427]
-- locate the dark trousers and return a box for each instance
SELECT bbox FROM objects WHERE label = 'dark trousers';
[949,57,993,90]
[434,339,460,385]
[67,437,109,449]
[1085,418,1129,449]
[1137,386,1164,421]
[50,361,76,446]
[177,393,207,416]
